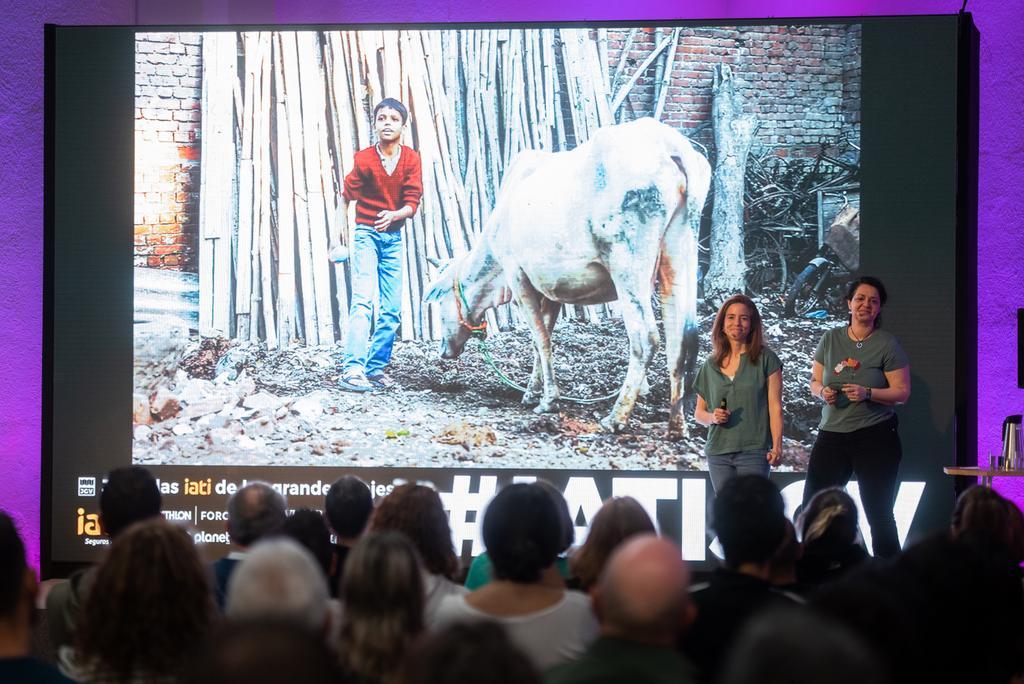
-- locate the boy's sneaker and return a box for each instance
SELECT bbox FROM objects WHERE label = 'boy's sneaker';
[366,372,396,389]
[338,369,373,392]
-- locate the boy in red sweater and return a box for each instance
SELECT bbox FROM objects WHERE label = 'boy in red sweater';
[336,98,423,391]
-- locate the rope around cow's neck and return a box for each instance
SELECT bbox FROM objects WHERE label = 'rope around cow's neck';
[452,271,620,406]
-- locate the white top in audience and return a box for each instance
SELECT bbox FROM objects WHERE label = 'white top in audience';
[431,591,598,671]
[422,572,467,624]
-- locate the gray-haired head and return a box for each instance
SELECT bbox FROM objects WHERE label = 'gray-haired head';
[227,482,287,547]
[225,538,329,633]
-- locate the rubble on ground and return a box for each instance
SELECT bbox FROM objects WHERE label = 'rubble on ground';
[132,296,831,470]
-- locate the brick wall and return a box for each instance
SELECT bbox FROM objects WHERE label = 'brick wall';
[134,33,202,271]
[607,24,861,157]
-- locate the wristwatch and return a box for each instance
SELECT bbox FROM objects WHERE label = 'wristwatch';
[865,388,873,401]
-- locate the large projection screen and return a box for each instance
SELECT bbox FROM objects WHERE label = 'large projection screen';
[45,16,971,573]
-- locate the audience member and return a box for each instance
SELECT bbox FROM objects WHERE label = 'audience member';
[279,508,334,581]
[34,466,1022,684]
[679,475,798,683]
[950,485,1024,564]
[433,483,598,671]
[766,519,805,598]
[814,533,1024,684]
[400,622,540,684]
[568,496,655,592]
[370,484,466,621]
[47,466,163,660]
[546,535,696,684]
[893,534,1023,684]
[324,475,374,595]
[69,518,215,683]
[720,607,888,684]
[188,619,347,684]
[226,538,331,635]
[0,511,73,683]
[213,481,287,609]
[810,562,922,684]
[466,480,576,590]
[795,487,868,588]
[339,531,424,684]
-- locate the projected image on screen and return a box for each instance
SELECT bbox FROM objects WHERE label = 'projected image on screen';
[132,26,861,471]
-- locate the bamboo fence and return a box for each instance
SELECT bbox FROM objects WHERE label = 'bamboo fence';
[198,28,683,347]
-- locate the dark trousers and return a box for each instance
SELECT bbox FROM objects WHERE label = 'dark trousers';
[802,416,902,558]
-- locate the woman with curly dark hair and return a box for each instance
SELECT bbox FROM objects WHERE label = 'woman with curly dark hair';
[69,518,215,683]
[432,483,598,671]
[339,531,424,684]
[370,484,465,621]
[569,496,655,592]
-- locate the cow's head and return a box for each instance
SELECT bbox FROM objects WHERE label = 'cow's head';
[423,256,475,360]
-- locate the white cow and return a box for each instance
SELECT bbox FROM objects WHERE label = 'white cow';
[424,118,711,438]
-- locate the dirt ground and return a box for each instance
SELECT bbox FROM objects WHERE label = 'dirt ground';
[132,296,839,471]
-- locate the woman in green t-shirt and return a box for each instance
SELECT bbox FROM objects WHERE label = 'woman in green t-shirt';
[804,276,911,559]
[694,294,783,493]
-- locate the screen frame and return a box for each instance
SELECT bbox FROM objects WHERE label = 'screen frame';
[43,14,977,577]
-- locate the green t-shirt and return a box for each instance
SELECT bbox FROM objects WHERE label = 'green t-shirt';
[694,348,782,456]
[464,551,571,590]
[814,326,908,433]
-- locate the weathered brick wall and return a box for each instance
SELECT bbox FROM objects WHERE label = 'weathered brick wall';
[607,24,861,157]
[134,33,202,271]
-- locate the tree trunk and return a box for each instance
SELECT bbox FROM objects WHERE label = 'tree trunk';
[704,64,755,305]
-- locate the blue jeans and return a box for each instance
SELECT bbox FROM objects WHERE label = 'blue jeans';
[708,449,771,493]
[343,227,403,376]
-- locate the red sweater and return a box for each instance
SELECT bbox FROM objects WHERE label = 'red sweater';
[343,145,423,231]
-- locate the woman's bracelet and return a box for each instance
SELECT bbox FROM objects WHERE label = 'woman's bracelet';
[817,386,825,400]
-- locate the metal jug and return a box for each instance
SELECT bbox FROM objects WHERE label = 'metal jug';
[1001,415,1022,471]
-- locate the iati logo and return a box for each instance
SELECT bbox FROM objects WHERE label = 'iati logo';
[76,508,103,536]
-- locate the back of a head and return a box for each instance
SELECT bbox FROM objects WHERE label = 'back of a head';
[400,622,540,684]
[713,475,785,568]
[227,481,287,547]
[483,483,562,583]
[812,564,923,683]
[77,518,214,680]
[951,486,1024,563]
[571,496,656,591]
[534,479,575,554]
[371,484,458,578]
[721,608,888,684]
[279,508,333,579]
[894,534,1024,684]
[767,519,800,586]
[340,531,425,682]
[342,531,423,622]
[226,538,329,633]
[190,620,347,684]
[799,487,859,549]
[596,535,690,644]
[325,475,373,540]
[0,511,27,621]
[100,466,162,537]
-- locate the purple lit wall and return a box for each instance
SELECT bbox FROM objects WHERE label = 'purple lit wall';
[1,0,1020,573]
